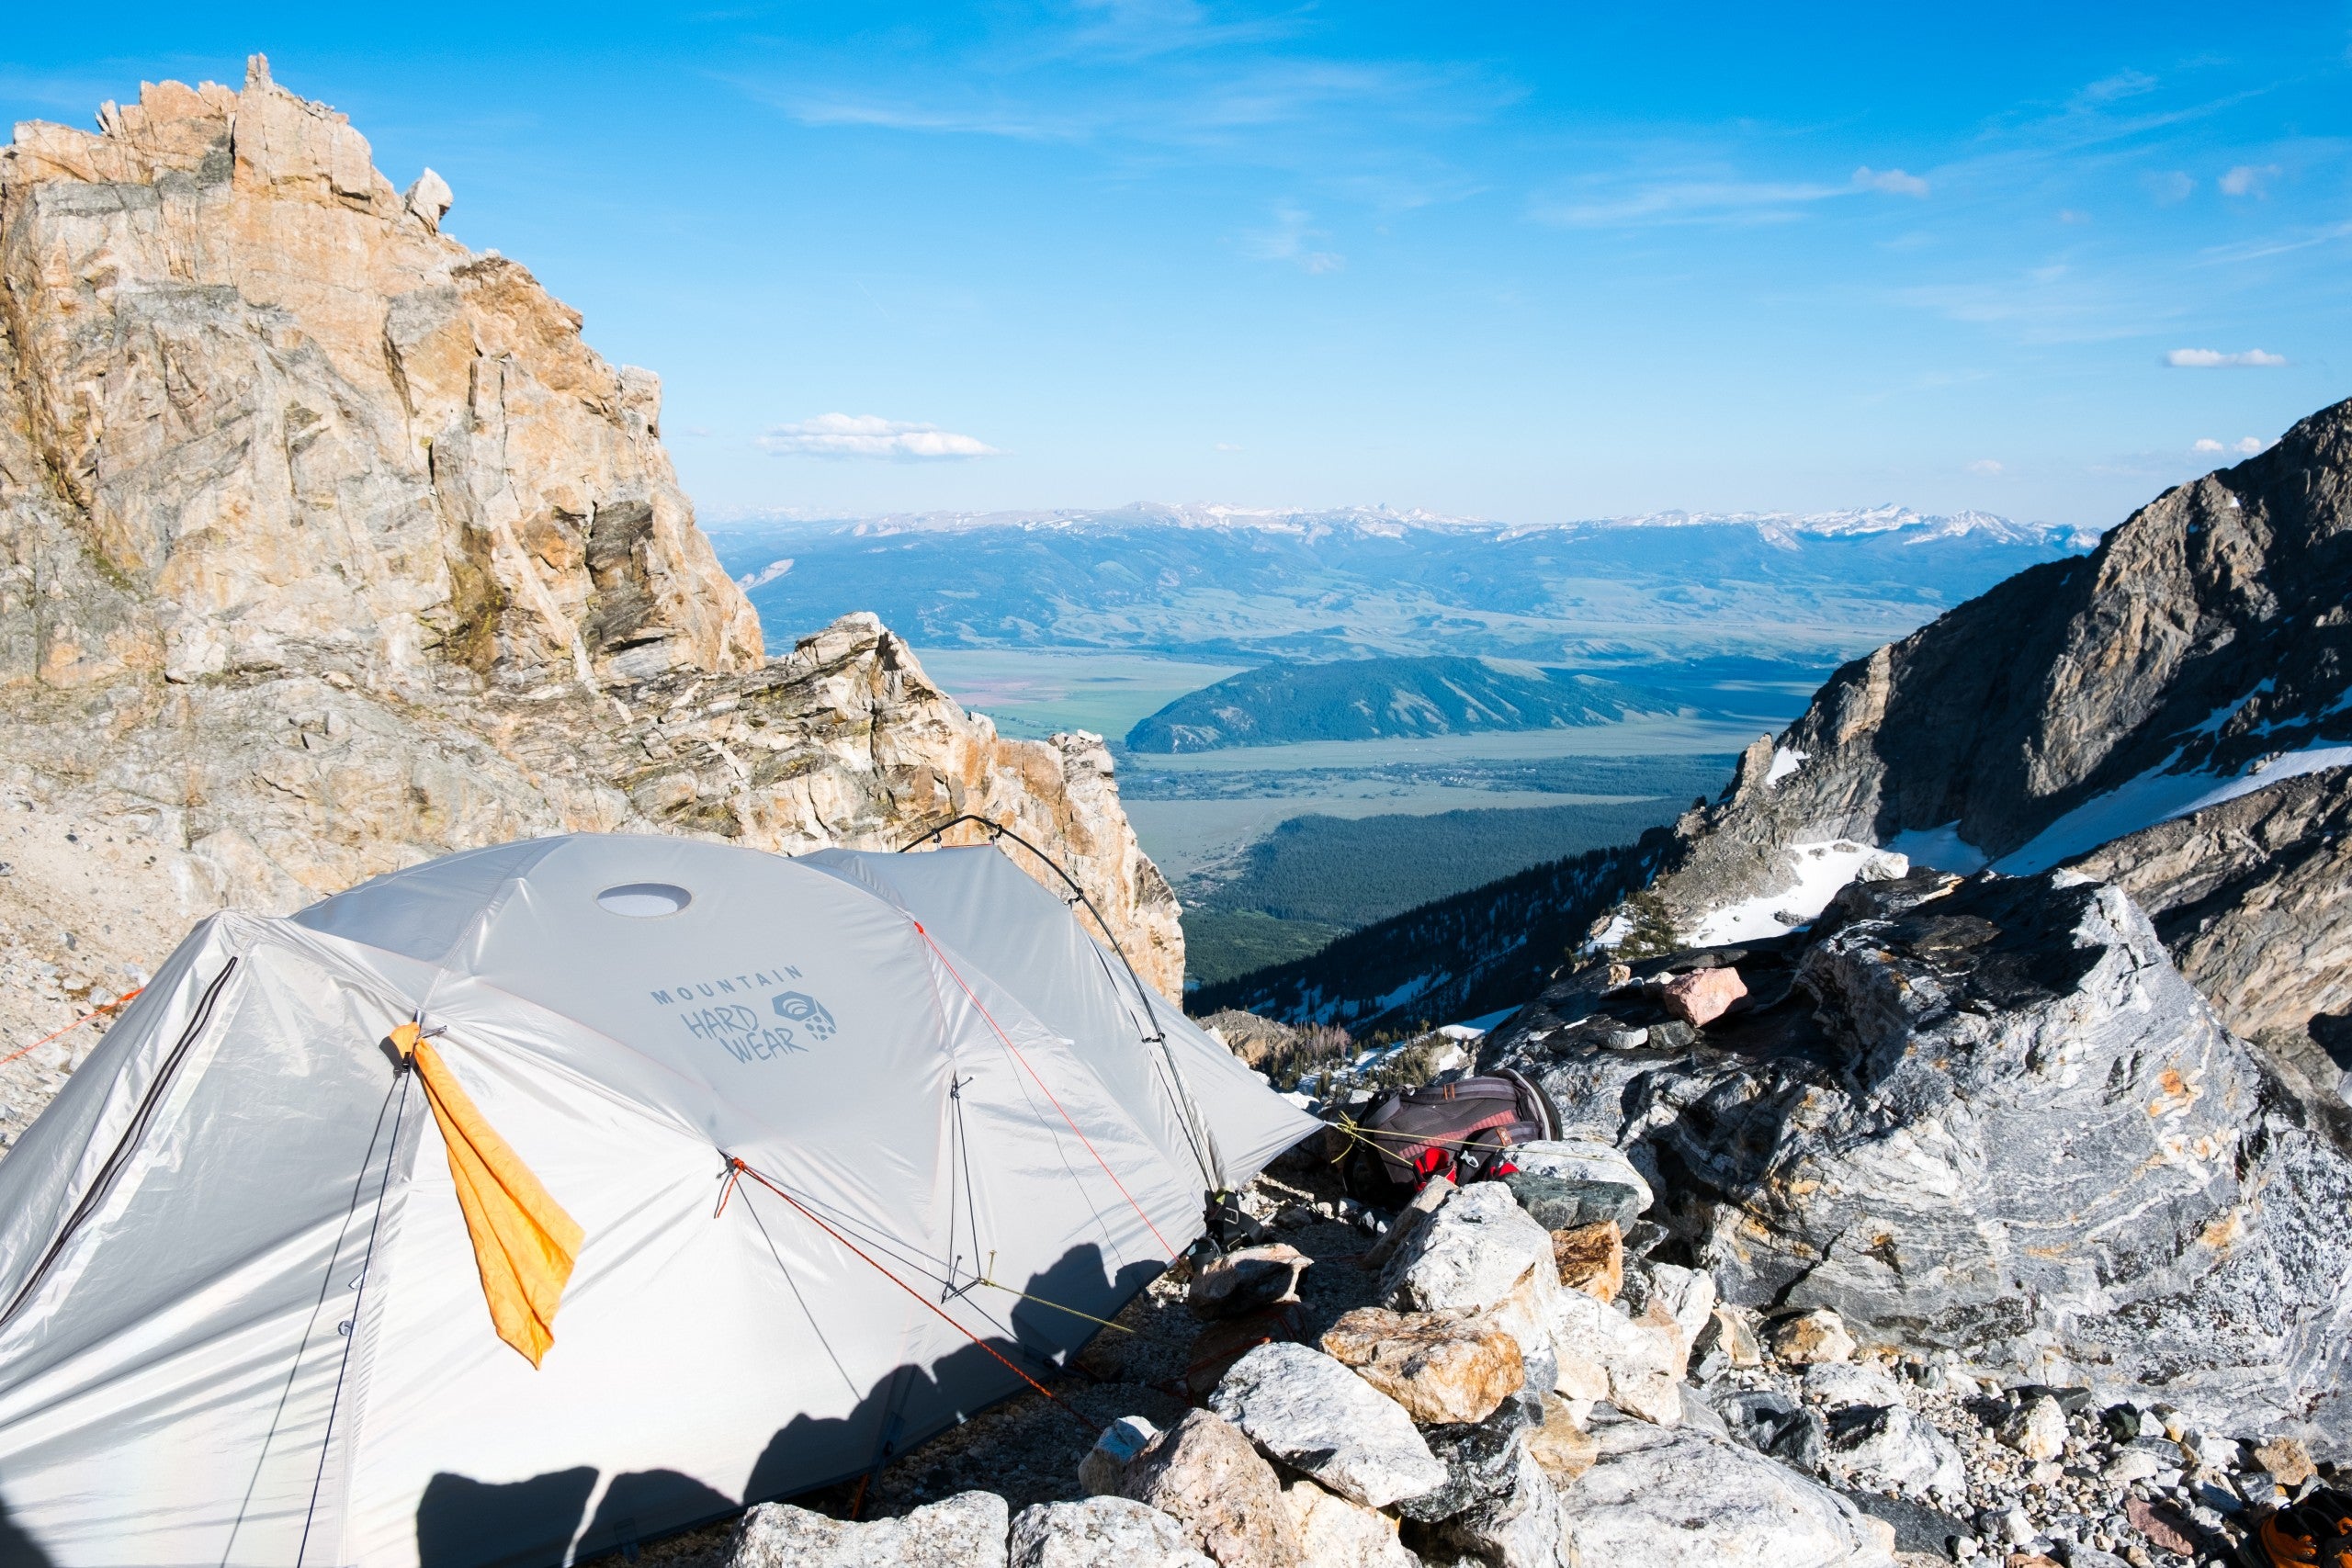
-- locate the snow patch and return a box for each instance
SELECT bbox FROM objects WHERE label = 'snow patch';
[1995,743,2352,874]
[1765,746,1808,787]
[1588,913,1634,951]
[1441,1007,1518,1039]
[1690,840,1908,947]
[1884,821,1989,874]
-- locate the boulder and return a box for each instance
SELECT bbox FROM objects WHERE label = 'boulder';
[1191,1245,1312,1319]
[1396,1394,1541,1523]
[1550,1222,1623,1303]
[2255,1435,2318,1488]
[1505,1139,1656,1215]
[1627,1261,1715,1355]
[1080,1416,1160,1496]
[1424,1444,1578,1568]
[1814,1402,1966,1503]
[1502,1174,1642,1234]
[1660,967,1746,1026]
[1121,1409,1304,1568]
[1548,1289,1686,1426]
[1281,1477,1418,1568]
[729,1491,1010,1568]
[1769,1311,1855,1367]
[1320,1307,1526,1426]
[1559,1412,1896,1567]
[1383,1182,1559,1376]
[1011,1498,1216,1568]
[1208,1343,1448,1511]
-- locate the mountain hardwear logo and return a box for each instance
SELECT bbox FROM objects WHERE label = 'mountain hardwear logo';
[774,991,837,1041]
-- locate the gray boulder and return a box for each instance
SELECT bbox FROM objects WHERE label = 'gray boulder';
[1120,1408,1303,1568]
[1208,1342,1447,1510]
[1396,1393,1541,1523]
[1382,1181,1559,1382]
[729,1491,1010,1568]
[1011,1497,1216,1568]
[1424,1445,1577,1568]
[1559,1411,1894,1567]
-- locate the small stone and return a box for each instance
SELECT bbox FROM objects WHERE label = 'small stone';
[1208,1342,1447,1510]
[1691,1303,1762,1367]
[2102,1450,2161,1485]
[1767,1307,1855,1365]
[1550,1220,1623,1302]
[2000,1395,2067,1462]
[1319,1306,1525,1426]
[2122,1495,2199,1557]
[1190,1244,1311,1319]
[2254,1434,2317,1487]
[1080,1416,1160,1497]
[1010,1497,1216,1568]
[728,1491,1009,1568]
[1120,1409,1304,1568]
[1659,965,1747,1025]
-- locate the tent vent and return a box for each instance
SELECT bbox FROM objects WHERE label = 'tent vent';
[597,883,692,918]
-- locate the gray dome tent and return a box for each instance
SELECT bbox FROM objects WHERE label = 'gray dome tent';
[0,835,1315,1567]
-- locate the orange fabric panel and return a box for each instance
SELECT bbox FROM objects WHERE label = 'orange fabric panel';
[390,1022,583,1368]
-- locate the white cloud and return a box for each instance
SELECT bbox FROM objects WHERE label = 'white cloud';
[2193,437,2225,453]
[2165,347,2287,367]
[757,413,1000,460]
[2219,163,2279,197]
[1215,442,1244,451]
[1967,457,2004,475]
[1853,165,1929,197]
[2193,435,2274,456]
[2235,435,2269,454]
[1242,205,1344,272]
[2148,170,2195,204]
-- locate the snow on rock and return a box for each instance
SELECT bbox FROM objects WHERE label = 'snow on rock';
[1765,747,1808,786]
[1689,841,1906,947]
[1993,742,2352,874]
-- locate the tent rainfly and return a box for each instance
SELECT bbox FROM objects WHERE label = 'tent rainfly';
[0,835,1316,1568]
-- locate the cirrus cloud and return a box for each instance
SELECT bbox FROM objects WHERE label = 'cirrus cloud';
[1853,165,1928,197]
[2165,347,2287,367]
[758,413,1001,460]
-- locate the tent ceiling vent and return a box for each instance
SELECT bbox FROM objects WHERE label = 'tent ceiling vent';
[596,882,692,918]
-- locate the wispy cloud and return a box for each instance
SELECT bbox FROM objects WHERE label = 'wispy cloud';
[1241,204,1343,271]
[2218,162,2280,197]
[1853,165,1929,197]
[758,414,1000,460]
[2165,347,2286,367]
[1967,457,2004,475]
[1529,157,1933,228]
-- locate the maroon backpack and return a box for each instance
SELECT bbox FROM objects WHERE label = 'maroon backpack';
[1342,1069,1561,1203]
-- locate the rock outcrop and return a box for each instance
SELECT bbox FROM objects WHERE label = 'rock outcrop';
[1481,867,2352,1449]
[1619,397,2352,1061]
[0,62,1180,1134]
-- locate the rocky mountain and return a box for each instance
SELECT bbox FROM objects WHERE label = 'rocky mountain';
[1125,656,1669,752]
[0,62,1175,1141]
[1622,396,2352,1073]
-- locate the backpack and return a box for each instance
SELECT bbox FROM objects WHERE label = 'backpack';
[1341,1069,1562,1204]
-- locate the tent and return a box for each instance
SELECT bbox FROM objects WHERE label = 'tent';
[0,834,1316,1568]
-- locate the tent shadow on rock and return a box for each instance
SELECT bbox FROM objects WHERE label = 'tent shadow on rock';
[0,836,1317,1568]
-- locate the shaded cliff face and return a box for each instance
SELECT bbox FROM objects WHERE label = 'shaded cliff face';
[1632,395,2352,1049]
[0,62,1178,1139]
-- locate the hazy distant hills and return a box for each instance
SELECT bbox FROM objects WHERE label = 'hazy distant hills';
[706,504,2098,669]
[1125,655,1671,751]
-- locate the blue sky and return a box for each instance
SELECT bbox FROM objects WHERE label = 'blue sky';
[8,4,2351,528]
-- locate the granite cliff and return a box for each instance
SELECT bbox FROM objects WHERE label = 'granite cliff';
[0,61,1178,1141]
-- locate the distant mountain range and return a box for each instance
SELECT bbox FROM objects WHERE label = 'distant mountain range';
[707,504,2098,670]
[1126,655,1672,752]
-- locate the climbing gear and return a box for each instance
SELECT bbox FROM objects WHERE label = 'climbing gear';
[1341,1068,1562,1204]
[2251,1487,2352,1566]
